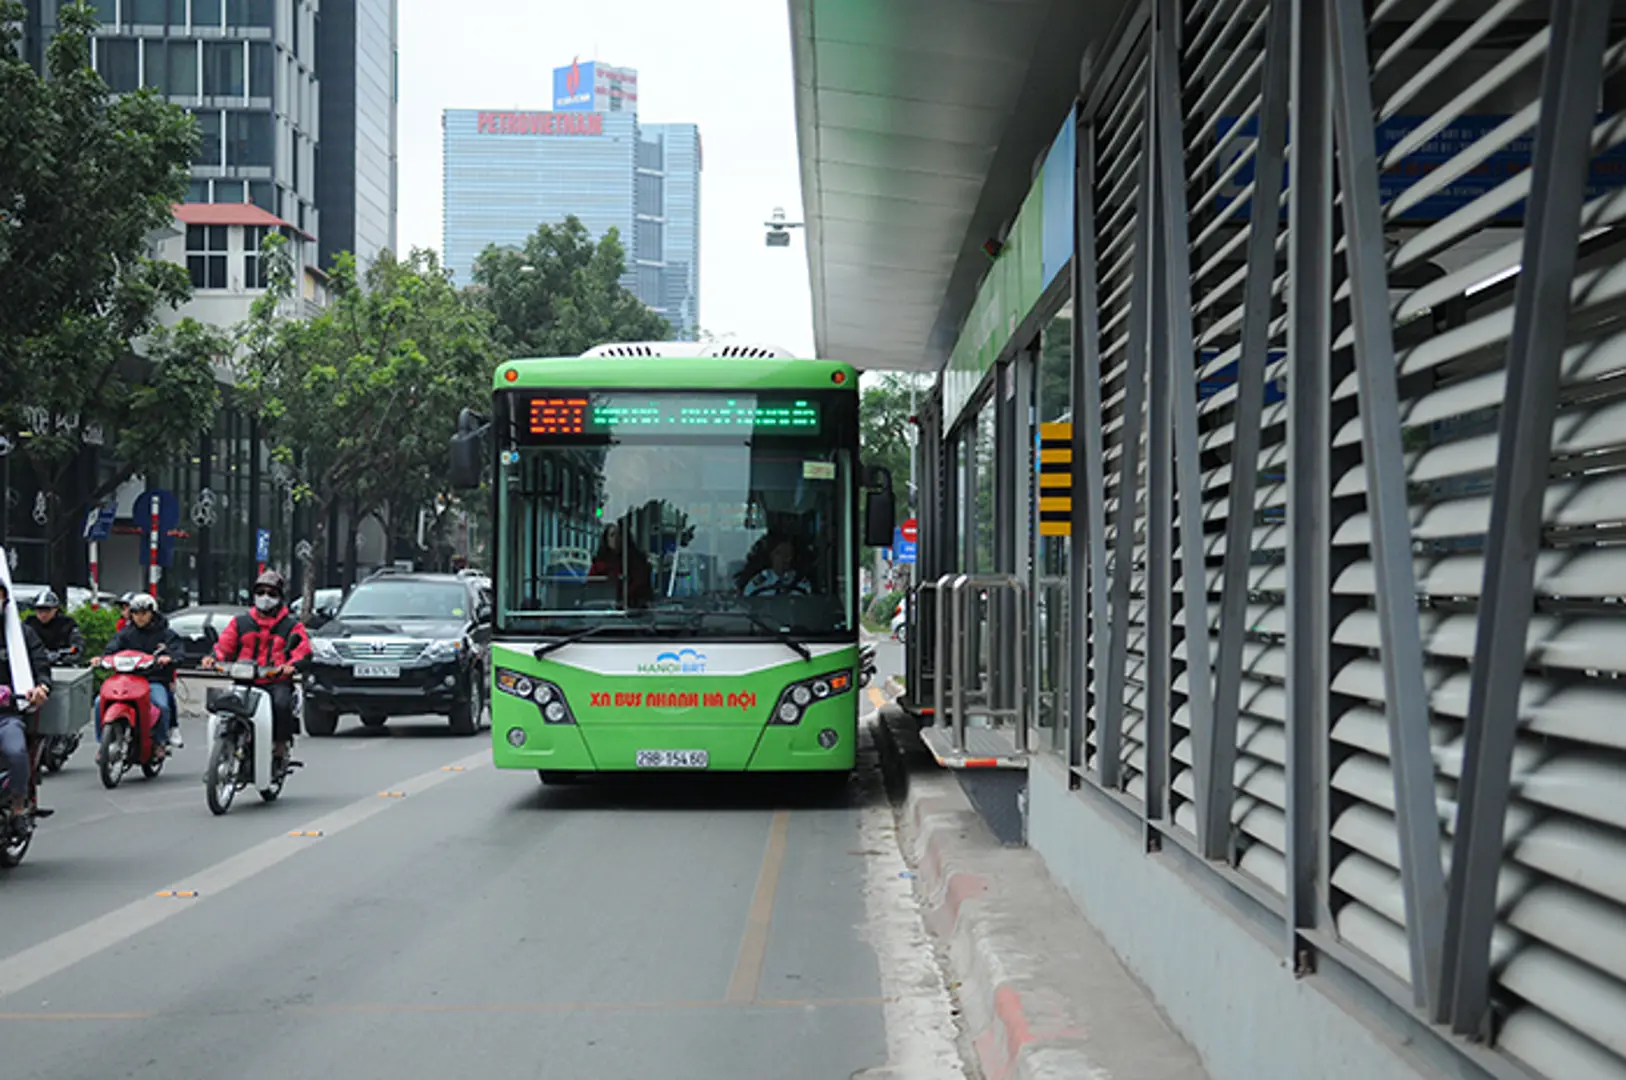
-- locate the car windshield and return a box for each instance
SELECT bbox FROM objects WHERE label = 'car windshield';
[496,391,854,639]
[340,581,469,620]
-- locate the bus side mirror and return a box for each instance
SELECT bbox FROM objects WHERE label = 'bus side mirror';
[863,465,897,548]
[449,408,489,491]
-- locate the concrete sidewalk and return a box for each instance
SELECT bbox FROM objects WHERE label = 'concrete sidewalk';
[871,697,1210,1080]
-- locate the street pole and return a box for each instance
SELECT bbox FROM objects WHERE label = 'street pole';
[147,500,160,598]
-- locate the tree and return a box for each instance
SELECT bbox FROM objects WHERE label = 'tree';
[860,372,920,510]
[0,1,199,397]
[470,217,672,356]
[240,239,497,612]
[0,3,217,591]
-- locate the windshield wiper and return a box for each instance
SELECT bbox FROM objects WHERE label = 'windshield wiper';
[533,620,646,659]
[671,610,812,661]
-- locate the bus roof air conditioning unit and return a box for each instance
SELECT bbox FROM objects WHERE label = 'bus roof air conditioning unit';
[580,342,707,358]
[700,343,796,359]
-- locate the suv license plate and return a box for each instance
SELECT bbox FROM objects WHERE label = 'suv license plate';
[355,663,400,678]
[636,750,708,769]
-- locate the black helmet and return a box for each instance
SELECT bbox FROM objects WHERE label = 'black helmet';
[254,569,287,597]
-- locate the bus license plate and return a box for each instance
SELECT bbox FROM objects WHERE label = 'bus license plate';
[636,750,709,769]
[355,663,400,678]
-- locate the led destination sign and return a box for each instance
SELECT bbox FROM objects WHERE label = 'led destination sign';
[526,395,822,436]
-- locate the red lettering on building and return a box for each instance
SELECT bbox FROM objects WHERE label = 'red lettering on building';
[476,110,604,137]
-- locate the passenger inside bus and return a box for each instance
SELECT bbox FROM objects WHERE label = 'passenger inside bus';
[589,522,653,608]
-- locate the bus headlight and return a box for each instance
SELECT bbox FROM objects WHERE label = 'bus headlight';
[768,669,854,726]
[495,667,576,725]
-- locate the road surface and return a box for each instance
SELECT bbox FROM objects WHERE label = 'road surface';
[0,678,965,1080]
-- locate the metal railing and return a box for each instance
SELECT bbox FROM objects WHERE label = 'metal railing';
[929,572,1029,757]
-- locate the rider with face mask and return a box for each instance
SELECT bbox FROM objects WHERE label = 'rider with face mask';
[203,571,311,768]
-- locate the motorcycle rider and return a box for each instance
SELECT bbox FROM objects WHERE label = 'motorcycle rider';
[1,578,52,835]
[203,570,310,769]
[99,593,182,751]
[25,590,85,661]
[113,592,135,633]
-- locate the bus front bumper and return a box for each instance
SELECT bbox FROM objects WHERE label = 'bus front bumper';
[491,721,856,772]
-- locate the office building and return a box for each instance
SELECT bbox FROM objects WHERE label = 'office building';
[22,0,398,274]
[442,60,700,339]
[316,0,400,271]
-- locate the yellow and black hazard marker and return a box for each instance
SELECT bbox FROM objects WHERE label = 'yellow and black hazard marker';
[1038,422,1073,537]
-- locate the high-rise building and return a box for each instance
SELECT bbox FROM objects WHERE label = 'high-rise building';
[316,0,400,271]
[22,0,399,276]
[442,60,701,340]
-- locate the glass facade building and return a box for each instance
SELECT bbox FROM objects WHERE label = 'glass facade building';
[316,0,399,271]
[442,62,701,340]
[21,0,400,271]
[442,108,641,298]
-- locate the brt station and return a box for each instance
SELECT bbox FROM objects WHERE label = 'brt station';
[789,2,1626,1079]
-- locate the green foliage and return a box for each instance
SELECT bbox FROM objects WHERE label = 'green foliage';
[239,240,498,609]
[71,603,118,658]
[859,374,921,556]
[0,0,198,397]
[868,589,905,625]
[470,216,673,357]
[0,4,212,590]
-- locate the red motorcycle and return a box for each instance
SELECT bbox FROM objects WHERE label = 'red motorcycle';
[94,649,172,789]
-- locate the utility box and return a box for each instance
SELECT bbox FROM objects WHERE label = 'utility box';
[34,666,93,737]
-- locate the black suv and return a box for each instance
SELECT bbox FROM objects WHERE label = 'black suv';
[302,570,492,736]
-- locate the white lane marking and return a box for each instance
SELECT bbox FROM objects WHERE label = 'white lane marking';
[857,724,970,1079]
[0,750,489,1001]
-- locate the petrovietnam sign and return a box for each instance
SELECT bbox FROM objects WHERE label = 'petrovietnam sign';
[476,111,604,136]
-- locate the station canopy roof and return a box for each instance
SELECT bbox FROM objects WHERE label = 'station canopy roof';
[789,0,1131,371]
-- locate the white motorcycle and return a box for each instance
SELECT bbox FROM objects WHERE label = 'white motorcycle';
[203,661,300,815]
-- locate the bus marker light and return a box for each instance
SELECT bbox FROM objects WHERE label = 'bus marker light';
[831,370,847,384]
[818,729,839,749]
[504,368,518,382]
[507,727,528,747]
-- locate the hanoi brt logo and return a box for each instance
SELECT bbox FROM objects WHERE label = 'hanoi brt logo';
[638,648,706,675]
[553,58,595,111]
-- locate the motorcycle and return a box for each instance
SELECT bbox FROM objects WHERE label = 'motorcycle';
[93,648,173,789]
[40,646,86,773]
[0,692,47,869]
[859,642,878,688]
[204,661,301,815]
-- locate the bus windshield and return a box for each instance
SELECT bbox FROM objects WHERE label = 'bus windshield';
[496,390,854,640]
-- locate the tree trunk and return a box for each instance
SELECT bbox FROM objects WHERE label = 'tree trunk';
[342,497,362,588]
[300,506,327,617]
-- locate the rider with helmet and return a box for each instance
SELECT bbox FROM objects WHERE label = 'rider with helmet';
[113,592,136,633]
[100,593,183,750]
[203,571,310,767]
[24,590,85,661]
[1,577,52,834]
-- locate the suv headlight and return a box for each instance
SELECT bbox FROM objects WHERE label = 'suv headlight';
[310,638,339,661]
[422,639,462,662]
[767,669,854,726]
[495,667,576,725]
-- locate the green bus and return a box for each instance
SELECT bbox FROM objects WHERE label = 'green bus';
[450,342,895,782]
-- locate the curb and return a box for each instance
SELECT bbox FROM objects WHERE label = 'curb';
[872,707,1209,1080]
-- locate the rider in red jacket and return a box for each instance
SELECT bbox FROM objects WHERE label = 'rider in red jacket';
[203,570,311,766]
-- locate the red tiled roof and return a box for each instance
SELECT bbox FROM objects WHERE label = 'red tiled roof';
[173,202,312,240]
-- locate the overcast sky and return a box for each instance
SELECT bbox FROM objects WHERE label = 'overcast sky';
[396,0,816,356]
